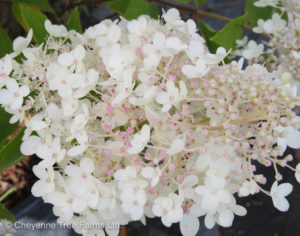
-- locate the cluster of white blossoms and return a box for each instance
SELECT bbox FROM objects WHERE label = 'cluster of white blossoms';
[1,8,300,236]
[236,0,300,82]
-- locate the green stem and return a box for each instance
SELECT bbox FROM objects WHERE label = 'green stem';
[0,186,16,202]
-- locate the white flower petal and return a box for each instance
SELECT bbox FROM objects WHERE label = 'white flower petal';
[107,25,121,43]
[65,165,81,178]
[19,85,30,97]
[204,214,215,229]
[182,65,197,78]
[80,157,94,174]
[30,114,47,130]
[67,145,86,156]
[153,32,165,48]
[232,205,247,216]
[72,198,88,213]
[10,96,22,110]
[242,49,253,60]
[273,196,289,212]
[13,29,32,53]
[141,167,156,179]
[189,203,206,217]
[277,137,288,153]
[32,165,48,179]
[20,136,41,155]
[36,145,52,160]
[295,172,300,183]
[180,214,199,236]
[70,178,88,197]
[131,206,143,220]
[161,216,172,227]
[58,53,74,67]
[156,92,169,105]
[276,183,293,197]
[47,191,67,207]
[31,180,48,197]
[73,45,86,61]
[188,40,204,60]
[0,89,14,105]
[202,193,219,211]
[286,129,300,149]
[167,139,184,155]
[218,209,234,227]
[6,78,19,92]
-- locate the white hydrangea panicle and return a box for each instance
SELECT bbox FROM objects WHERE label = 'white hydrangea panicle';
[1,7,300,235]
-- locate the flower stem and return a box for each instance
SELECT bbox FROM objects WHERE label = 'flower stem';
[0,186,16,203]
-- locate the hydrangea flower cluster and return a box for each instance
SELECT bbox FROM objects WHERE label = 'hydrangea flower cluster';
[1,8,300,236]
[236,0,300,82]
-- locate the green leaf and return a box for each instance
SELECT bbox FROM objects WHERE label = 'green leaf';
[0,128,25,173]
[80,5,89,15]
[124,0,158,19]
[13,3,48,44]
[12,2,28,30]
[1,0,55,13]
[107,0,158,19]
[0,27,13,58]
[245,0,273,27]
[67,7,82,33]
[0,108,19,148]
[106,0,130,15]
[195,0,207,6]
[198,20,219,53]
[210,14,248,51]
[0,203,16,222]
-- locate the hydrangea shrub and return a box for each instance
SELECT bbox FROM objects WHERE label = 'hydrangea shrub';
[0,2,300,236]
